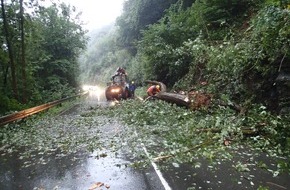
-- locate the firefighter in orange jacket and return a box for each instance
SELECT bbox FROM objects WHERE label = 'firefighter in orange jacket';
[147,85,161,96]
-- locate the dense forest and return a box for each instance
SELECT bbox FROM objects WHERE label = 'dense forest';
[1,0,289,116]
[80,0,289,114]
[0,0,87,115]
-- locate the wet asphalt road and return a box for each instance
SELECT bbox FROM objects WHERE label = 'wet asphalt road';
[0,95,289,190]
[0,97,165,190]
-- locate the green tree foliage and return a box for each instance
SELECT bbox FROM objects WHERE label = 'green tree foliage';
[137,5,199,85]
[135,0,262,86]
[81,0,289,106]
[197,5,290,106]
[0,1,87,114]
[116,0,182,54]
[250,6,289,64]
[80,0,289,111]
[78,26,133,86]
[30,3,87,101]
[132,0,290,109]
[79,0,196,89]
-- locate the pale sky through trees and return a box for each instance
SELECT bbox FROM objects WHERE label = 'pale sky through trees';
[60,0,125,30]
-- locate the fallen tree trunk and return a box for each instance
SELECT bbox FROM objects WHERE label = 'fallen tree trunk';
[144,80,212,109]
[155,92,190,107]
[144,80,244,113]
[144,80,190,107]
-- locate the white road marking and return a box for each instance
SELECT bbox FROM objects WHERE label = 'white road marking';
[134,131,172,190]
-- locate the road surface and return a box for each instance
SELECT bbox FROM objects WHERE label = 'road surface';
[0,95,289,190]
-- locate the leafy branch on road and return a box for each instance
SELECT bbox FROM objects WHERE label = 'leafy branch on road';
[0,99,289,177]
[0,104,122,169]
[103,99,290,175]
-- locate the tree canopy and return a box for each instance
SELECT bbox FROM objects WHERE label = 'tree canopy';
[0,0,87,114]
[82,0,289,113]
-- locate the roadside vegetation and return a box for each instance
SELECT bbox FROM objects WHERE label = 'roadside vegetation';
[0,0,289,185]
[80,0,290,173]
[83,0,290,116]
[1,0,289,116]
[0,1,87,115]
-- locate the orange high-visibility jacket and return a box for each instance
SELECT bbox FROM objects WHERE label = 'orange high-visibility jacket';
[147,85,160,96]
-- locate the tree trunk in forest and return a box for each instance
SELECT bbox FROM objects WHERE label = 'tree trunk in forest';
[3,66,9,92]
[1,0,18,99]
[20,0,27,103]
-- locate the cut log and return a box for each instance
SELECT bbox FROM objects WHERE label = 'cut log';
[154,92,190,107]
[145,80,190,107]
[144,80,213,109]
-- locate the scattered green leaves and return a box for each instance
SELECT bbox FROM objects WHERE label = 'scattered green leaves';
[101,99,290,174]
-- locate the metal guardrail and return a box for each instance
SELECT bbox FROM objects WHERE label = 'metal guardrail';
[0,92,88,126]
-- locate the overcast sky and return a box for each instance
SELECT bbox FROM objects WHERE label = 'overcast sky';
[61,0,125,30]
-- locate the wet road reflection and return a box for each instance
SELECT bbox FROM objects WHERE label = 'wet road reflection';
[0,97,164,190]
[0,147,155,189]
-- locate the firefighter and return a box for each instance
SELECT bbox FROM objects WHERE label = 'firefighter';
[147,85,161,96]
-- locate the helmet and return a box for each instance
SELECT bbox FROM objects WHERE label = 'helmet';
[131,81,134,84]
[156,85,160,89]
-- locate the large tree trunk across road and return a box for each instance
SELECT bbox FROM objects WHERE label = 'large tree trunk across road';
[145,80,189,107]
[145,80,210,109]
